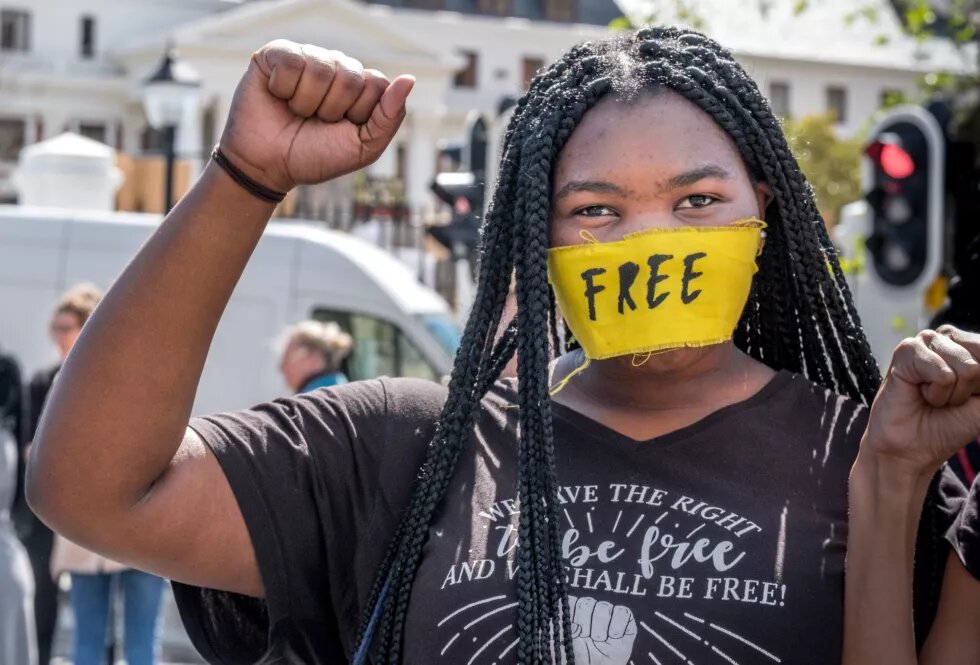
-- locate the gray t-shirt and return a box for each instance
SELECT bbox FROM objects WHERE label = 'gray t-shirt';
[172,372,976,665]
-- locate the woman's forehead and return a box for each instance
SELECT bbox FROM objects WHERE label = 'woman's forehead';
[553,91,750,188]
[52,311,79,325]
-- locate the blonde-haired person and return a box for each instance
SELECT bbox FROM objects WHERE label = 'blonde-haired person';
[29,285,166,665]
[21,283,103,665]
[278,320,353,393]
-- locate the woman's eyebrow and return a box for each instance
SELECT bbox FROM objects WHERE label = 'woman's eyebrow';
[553,180,630,201]
[661,165,735,193]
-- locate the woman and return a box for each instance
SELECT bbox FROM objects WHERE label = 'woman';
[33,285,167,665]
[278,320,353,393]
[25,29,980,665]
[20,285,105,665]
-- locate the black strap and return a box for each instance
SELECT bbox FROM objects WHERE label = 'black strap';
[210,145,287,204]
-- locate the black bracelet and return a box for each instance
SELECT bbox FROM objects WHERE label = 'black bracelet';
[210,145,287,204]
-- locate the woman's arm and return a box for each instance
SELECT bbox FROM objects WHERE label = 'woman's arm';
[843,328,980,664]
[25,40,412,596]
[843,453,932,664]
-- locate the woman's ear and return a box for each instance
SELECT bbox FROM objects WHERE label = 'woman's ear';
[754,182,773,220]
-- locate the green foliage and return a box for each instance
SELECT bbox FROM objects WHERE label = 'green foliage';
[905,0,937,36]
[844,4,879,26]
[880,88,909,109]
[782,113,863,226]
[921,69,963,96]
[892,0,978,45]
[608,15,636,31]
[607,0,706,31]
[947,0,979,43]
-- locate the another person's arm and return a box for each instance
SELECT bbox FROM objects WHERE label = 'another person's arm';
[843,327,980,664]
[25,40,412,598]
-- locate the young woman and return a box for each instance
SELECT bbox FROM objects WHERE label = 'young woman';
[25,29,980,665]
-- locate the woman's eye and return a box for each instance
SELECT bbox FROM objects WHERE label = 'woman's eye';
[677,194,718,209]
[574,205,617,217]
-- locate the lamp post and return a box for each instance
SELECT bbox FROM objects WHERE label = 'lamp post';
[141,44,200,213]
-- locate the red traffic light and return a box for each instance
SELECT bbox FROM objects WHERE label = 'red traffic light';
[866,140,916,179]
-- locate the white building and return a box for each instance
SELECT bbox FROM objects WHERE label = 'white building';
[617,0,976,137]
[0,0,972,210]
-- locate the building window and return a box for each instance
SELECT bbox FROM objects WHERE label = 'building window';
[0,9,30,52]
[476,0,510,14]
[522,56,545,91]
[80,15,95,58]
[826,86,847,123]
[78,122,107,144]
[768,81,790,117]
[453,51,478,89]
[0,118,26,161]
[542,0,575,21]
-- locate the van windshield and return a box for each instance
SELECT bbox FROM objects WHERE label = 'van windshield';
[416,313,462,357]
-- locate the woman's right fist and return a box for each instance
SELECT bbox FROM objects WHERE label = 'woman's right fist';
[217,40,414,193]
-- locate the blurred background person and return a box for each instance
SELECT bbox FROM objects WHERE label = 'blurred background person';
[932,237,980,485]
[20,284,104,665]
[29,284,166,665]
[0,345,36,665]
[278,320,353,393]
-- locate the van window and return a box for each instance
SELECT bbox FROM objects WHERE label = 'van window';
[416,313,462,358]
[312,308,439,381]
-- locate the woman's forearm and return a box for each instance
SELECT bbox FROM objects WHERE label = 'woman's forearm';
[843,450,933,665]
[26,162,276,528]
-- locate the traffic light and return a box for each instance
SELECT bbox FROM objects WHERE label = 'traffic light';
[863,105,945,288]
[428,171,484,260]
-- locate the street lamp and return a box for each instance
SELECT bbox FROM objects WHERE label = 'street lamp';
[141,43,200,213]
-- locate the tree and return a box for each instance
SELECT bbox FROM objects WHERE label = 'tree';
[782,113,863,227]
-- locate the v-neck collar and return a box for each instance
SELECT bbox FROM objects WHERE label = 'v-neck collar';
[546,369,793,448]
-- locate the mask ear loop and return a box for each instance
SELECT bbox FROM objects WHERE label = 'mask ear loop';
[631,352,653,366]
[547,229,598,397]
[549,355,591,396]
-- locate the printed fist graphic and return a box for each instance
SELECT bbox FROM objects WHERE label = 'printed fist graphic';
[566,596,637,664]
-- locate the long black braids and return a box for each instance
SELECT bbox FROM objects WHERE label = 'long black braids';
[356,26,886,664]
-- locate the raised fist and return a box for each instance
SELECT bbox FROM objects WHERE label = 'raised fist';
[218,40,414,193]
[863,325,980,474]
[566,595,637,664]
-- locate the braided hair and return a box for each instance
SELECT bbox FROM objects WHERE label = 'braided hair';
[356,26,885,664]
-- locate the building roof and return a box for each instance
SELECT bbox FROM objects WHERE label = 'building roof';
[175,0,977,74]
[615,0,976,73]
[365,0,622,26]
[117,0,457,74]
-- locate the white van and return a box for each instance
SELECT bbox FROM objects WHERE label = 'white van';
[0,205,461,415]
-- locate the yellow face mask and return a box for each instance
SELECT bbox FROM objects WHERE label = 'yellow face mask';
[547,218,766,361]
